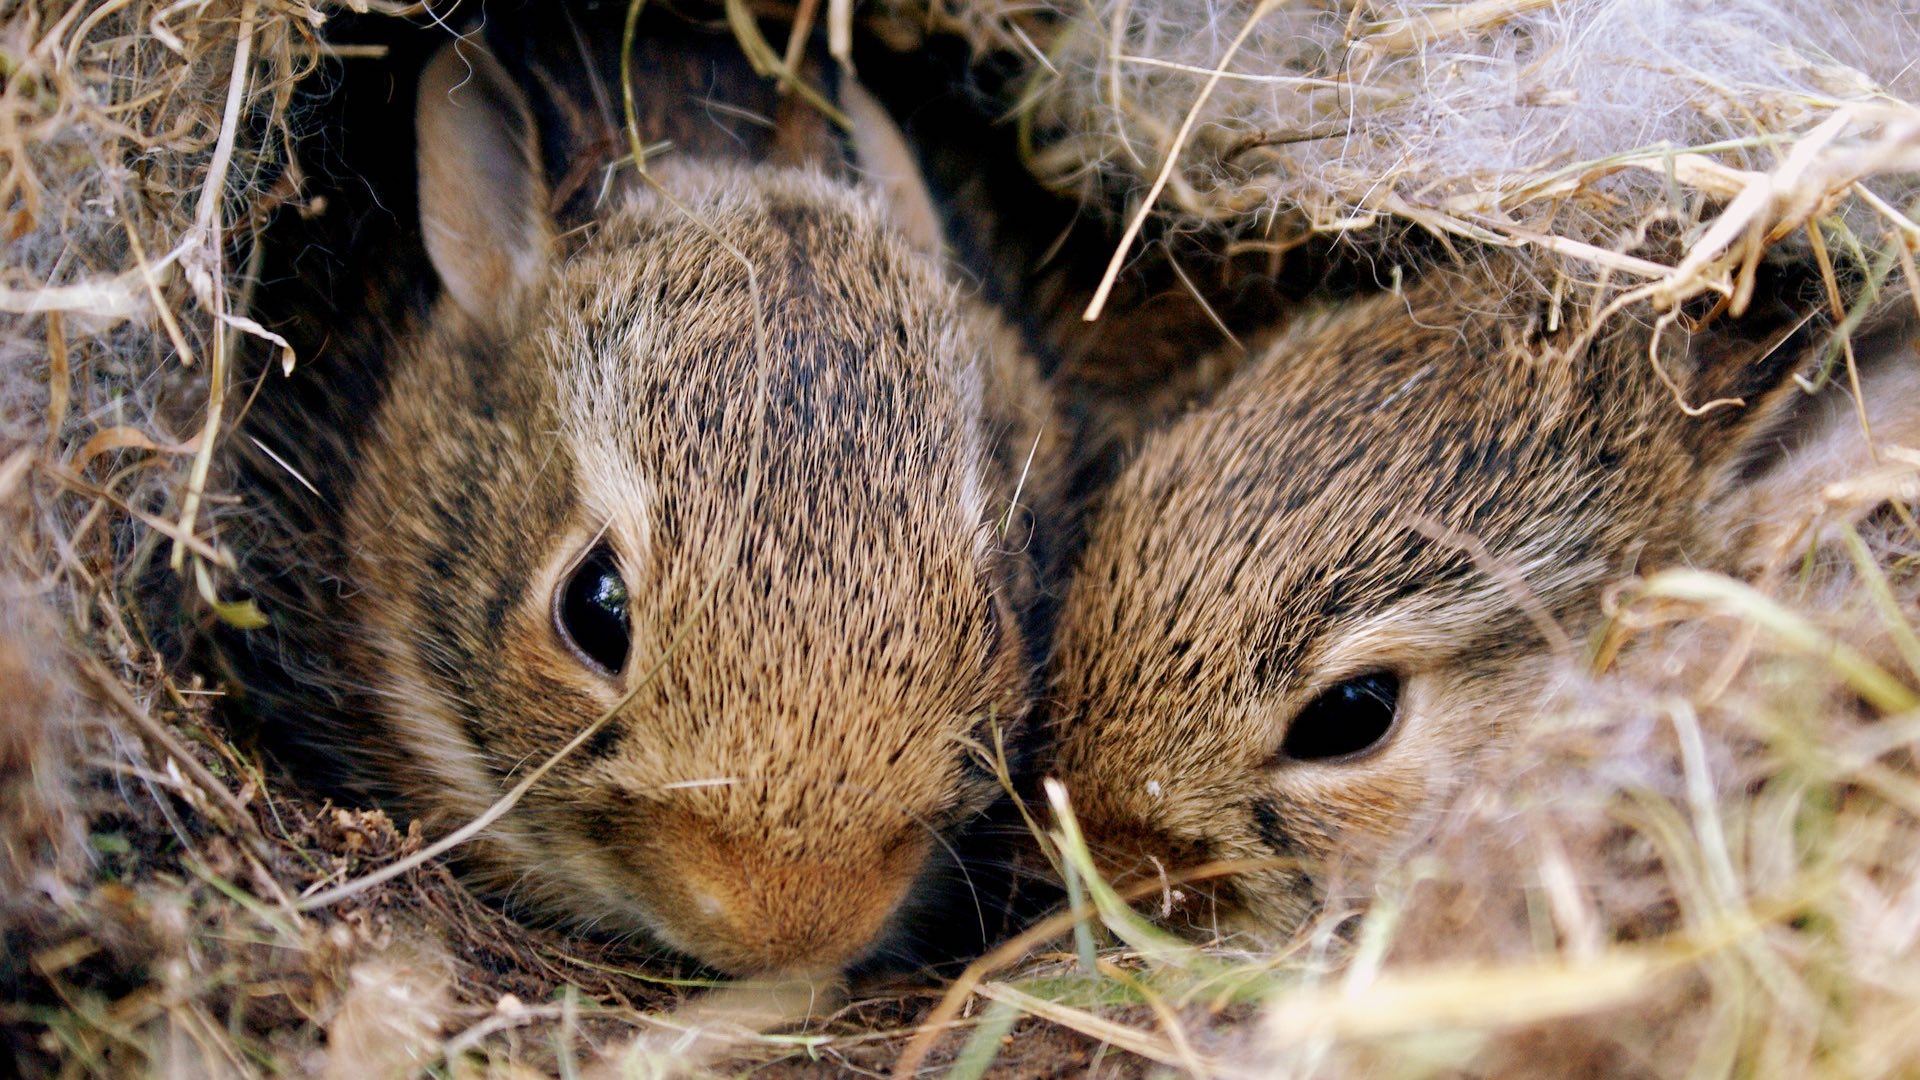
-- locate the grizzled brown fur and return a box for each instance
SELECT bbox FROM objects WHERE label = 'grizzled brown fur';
[233,30,1060,977]
[1046,259,1917,934]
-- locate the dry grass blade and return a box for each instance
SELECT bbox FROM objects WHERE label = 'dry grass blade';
[589,978,839,1077]
[1262,951,1668,1044]
[1633,568,1919,714]
[1355,0,1560,55]
[79,656,255,836]
[979,981,1242,1078]
[1082,0,1282,322]
[167,0,259,577]
[1094,957,1211,1077]
[723,0,849,128]
[0,272,155,319]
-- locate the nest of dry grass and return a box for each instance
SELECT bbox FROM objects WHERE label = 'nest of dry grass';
[4,0,1920,1077]
[899,0,1920,323]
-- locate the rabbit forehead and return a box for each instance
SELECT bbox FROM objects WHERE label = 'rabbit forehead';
[534,202,993,628]
[543,164,989,524]
[1082,285,1672,683]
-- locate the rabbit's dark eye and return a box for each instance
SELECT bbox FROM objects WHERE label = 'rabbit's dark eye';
[1278,671,1400,763]
[556,545,630,676]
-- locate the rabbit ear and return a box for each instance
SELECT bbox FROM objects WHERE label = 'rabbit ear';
[1700,309,1920,564]
[1661,297,1829,467]
[415,39,553,324]
[841,77,944,254]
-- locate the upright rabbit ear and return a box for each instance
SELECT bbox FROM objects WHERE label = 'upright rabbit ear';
[1701,305,1920,566]
[841,77,944,254]
[1663,297,1827,466]
[415,39,553,324]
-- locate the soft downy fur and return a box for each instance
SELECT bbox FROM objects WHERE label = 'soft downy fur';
[1008,0,1920,246]
[1044,253,1918,936]
[221,28,1064,978]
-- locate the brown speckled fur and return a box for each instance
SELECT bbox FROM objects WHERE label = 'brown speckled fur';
[252,35,1061,977]
[1045,258,1914,935]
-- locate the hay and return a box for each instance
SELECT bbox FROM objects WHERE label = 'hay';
[906,0,1920,316]
[5,0,1920,1077]
[2,0,315,1068]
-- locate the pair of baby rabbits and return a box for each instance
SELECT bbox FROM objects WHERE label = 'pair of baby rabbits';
[238,20,1915,980]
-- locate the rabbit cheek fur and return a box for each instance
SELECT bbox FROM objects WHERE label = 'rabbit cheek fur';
[1047,266,1905,936]
[333,44,1050,977]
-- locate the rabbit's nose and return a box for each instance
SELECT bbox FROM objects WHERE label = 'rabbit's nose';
[638,814,931,976]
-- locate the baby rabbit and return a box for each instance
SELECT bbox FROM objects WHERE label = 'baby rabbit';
[234,30,1058,977]
[1045,258,1918,935]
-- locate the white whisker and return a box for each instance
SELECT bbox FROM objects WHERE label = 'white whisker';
[659,777,740,791]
